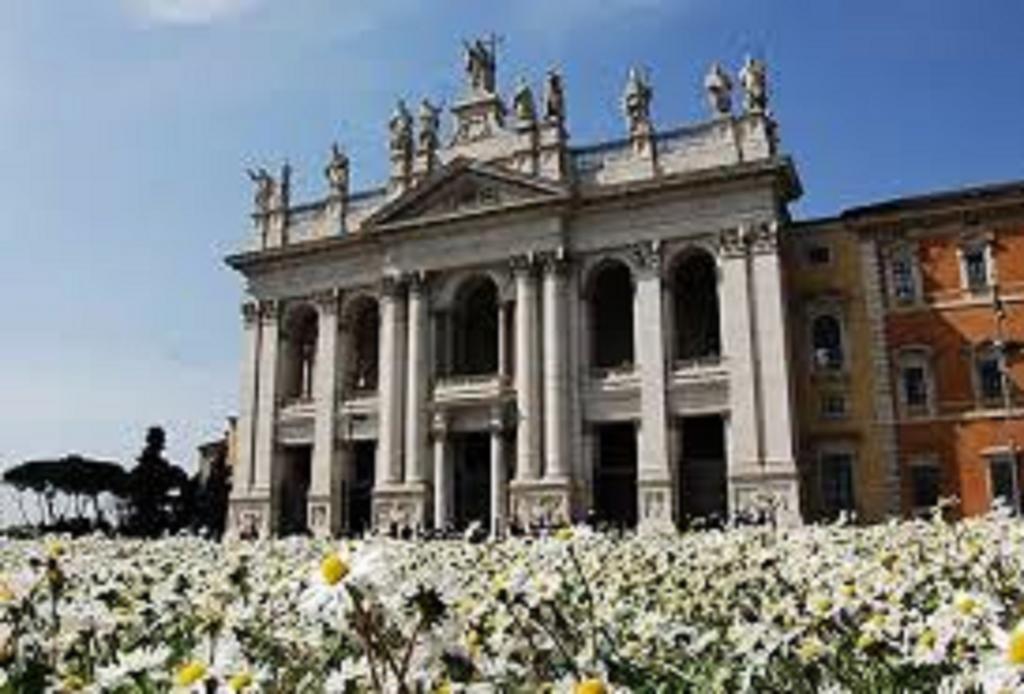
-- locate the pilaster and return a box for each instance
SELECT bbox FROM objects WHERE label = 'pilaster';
[632,241,673,526]
[489,407,509,537]
[376,275,407,487]
[309,289,340,537]
[512,255,542,481]
[405,273,429,486]
[432,412,451,530]
[541,250,571,482]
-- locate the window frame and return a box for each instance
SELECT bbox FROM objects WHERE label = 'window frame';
[907,454,941,516]
[817,444,857,519]
[807,306,847,373]
[983,449,1020,514]
[886,242,921,307]
[895,346,935,417]
[957,234,995,295]
[971,343,1006,408]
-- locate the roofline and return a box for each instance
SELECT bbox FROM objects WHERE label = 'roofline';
[841,179,1024,221]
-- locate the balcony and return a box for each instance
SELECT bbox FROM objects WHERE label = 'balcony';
[433,373,508,406]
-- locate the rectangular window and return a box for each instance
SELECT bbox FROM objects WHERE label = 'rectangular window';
[989,455,1017,511]
[821,451,855,517]
[891,254,917,303]
[902,365,929,409]
[806,244,831,266]
[977,352,1004,402]
[962,246,989,292]
[910,462,940,511]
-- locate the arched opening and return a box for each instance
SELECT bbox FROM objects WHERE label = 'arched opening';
[281,304,318,402]
[672,250,721,362]
[811,314,844,371]
[451,276,499,376]
[346,298,380,393]
[589,261,634,370]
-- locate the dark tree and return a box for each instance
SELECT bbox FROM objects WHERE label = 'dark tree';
[125,426,189,537]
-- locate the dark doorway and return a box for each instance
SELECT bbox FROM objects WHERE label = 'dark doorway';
[590,262,634,369]
[278,445,312,536]
[594,423,638,528]
[678,415,727,528]
[348,441,375,535]
[453,433,491,530]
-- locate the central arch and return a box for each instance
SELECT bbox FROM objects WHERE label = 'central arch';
[671,249,721,363]
[450,275,499,376]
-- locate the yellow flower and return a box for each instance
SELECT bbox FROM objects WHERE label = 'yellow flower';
[174,661,207,687]
[320,553,350,586]
[61,674,85,691]
[228,671,253,691]
[796,636,826,663]
[555,526,574,541]
[575,678,607,694]
[856,631,875,651]
[46,540,65,558]
[954,592,978,616]
[918,628,937,650]
[1007,621,1024,665]
[0,578,14,604]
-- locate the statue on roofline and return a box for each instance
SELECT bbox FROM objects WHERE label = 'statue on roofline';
[543,68,565,125]
[512,78,536,124]
[622,66,653,136]
[704,62,733,117]
[463,36,497,94]
[739,55,769,114]
[389,99,414,159]
[324,143,349,197]
[246,163,290,213]
[417,98,441,154]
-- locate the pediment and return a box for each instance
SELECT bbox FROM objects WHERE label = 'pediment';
[363,158,569,230]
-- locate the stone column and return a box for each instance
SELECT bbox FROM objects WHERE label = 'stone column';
[749,222,801,522]
[432,412,451,530]
[309,289,340,536]
[405,273,429,486]
[542,251,570,481]
[633,241,672,526]
[376,275,407,487]
[233,301,260,495]
[332,441,352,537]
[251,299,281,536]
[497,301,511,380]
[719,227,763,513]
[489,408,507,537]
[512,256,542,480]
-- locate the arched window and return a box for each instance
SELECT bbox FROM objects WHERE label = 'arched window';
[281,304,318,401]
[346,298,379,393]
[811,314,844,371]
[589,261,634,370]
[451,276,499,376]
[671,250,720,362]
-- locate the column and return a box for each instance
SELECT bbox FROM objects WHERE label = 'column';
[432,413,451,529]
[253,300,280,492]
[405,273,428,486]
[497,301,511,380]
[749,222,800,521]
[310,289,340,536]
[377,275,407,486]
[233,301,260,495]
[719,227,760,476]
[332,442,352,537]
[542,251,570,481]
[633,242,671,485]
[513,256,542,480]
[251,299,280,536]
[489,408,507,537]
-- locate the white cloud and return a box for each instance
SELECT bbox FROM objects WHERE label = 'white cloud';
[123,0,261,25]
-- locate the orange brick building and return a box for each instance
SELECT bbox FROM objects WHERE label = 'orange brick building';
[804,182,1024,518]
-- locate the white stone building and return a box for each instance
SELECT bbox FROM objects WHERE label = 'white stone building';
[226,44,803,537]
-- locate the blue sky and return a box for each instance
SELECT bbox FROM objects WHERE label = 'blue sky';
[1,1,1022,513]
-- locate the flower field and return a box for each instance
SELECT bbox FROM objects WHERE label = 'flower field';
[3,513,1024,692]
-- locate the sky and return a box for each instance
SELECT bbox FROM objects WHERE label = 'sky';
[1,1,1023,522]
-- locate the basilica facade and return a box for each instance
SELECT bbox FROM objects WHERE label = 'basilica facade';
[226,42,809,537]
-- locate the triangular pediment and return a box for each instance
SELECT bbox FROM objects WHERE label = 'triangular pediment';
[363,158,569,229]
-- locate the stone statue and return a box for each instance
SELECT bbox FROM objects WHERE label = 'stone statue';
[512,78,536,124]
[622,67,653,136]
[417,98,441,154]
[388,99,413,158]
[739,55,768,114]
[246,167,275,214]
[463,37,497,94]
[324,143,349,197]
[704,62,733,117]
[543,68,565,125]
